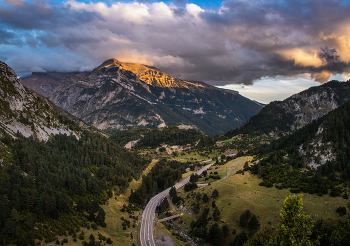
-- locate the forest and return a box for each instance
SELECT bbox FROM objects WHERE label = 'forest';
[0,131,150,245]
[110,126,205,149]
[129,158,190,206]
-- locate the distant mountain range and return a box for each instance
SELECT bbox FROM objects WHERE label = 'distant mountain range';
[223,80,350,139]
[0,61,85,141]
[21,59,263,136]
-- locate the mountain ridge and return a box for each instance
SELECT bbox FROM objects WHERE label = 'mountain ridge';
[223,79,350,139]
[21,59,263,136]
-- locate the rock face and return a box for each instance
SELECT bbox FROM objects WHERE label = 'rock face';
[21,59,263,136]
[0,61,79,141]
[224,80,350,137]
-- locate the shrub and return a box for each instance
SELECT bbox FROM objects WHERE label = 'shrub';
[91,223,98,230]
[330,190,341,197]
[98,234,106,241]
[336,206,347,216]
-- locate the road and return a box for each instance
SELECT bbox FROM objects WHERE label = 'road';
[139,163,213,246]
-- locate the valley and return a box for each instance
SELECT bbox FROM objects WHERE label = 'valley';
[1,60,350,246]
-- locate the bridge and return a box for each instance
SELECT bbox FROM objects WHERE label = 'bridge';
[157,213,183,223]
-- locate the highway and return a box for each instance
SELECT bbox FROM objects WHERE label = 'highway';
[139,163,213,246]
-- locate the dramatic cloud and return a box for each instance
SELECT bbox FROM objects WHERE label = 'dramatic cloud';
[1,0,350,85]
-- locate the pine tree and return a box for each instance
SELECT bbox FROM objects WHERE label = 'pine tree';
[248,214,260,231]
[231,231,247,246]
[213,207,221,221]
[208,223,224,246]
[222,225,229,237]
[96,208,106,225]
[211,189,219,198]
[169,186,176,198]
[239,210,251,227]
[202,193,209,203]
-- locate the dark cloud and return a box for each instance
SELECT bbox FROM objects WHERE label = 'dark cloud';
[1,0,350,85]
[0,29,23,45]
[172,7,187,17]
[319,47,339,63]
[0,1,103,30]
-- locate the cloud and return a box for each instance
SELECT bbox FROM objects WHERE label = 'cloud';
[30,66,47,73]
[314,70,331,83]
[1,0,350,86]
[3,0,25,7]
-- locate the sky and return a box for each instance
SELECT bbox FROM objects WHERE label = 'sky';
[1,0,350,103]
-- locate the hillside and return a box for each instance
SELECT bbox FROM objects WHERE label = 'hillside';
[249,99,350,196]
[141,99,350,246]
[21,59,263,136]
[0,61,83,141]
[223,80,350,139]
[0,61,155,245]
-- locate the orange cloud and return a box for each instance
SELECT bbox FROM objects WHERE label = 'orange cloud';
[313,70,331,83]
[278,48,323,67]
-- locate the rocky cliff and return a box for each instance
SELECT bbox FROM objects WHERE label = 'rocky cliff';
[21,59,263,136]
[223,80,350,138]
[0,61,80,141]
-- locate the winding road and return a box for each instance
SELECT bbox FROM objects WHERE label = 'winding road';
[139,163,213,246]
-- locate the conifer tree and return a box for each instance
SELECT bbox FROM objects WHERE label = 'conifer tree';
[271,194,315,245]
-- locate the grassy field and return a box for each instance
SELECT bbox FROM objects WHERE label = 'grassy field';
[167,156,349,245]
[221,139,234,143]
[221,134,272,151]
[162,147,221,163]
[196,156,252,184]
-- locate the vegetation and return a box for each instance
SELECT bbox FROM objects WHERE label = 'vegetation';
[110,126,204,148]
[0,131,150,244]
[249,100,350,198]
[129,158,189,206]
[2,78,350,245]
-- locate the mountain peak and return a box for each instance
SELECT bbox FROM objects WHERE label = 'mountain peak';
[93,58,206,89]
[94,58,122,72]
[100,58,121,67]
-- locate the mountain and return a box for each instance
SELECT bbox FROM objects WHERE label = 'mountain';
[250,99,350,198]
[21,59,263,136]
[223,80,350,138]
[274,99,350,167]
[0,61,82,141]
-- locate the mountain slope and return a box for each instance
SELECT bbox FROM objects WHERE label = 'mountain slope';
[0,61,81,141]
[21,59,263,136]
[223,80,350,138]
[250,99,350,197]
